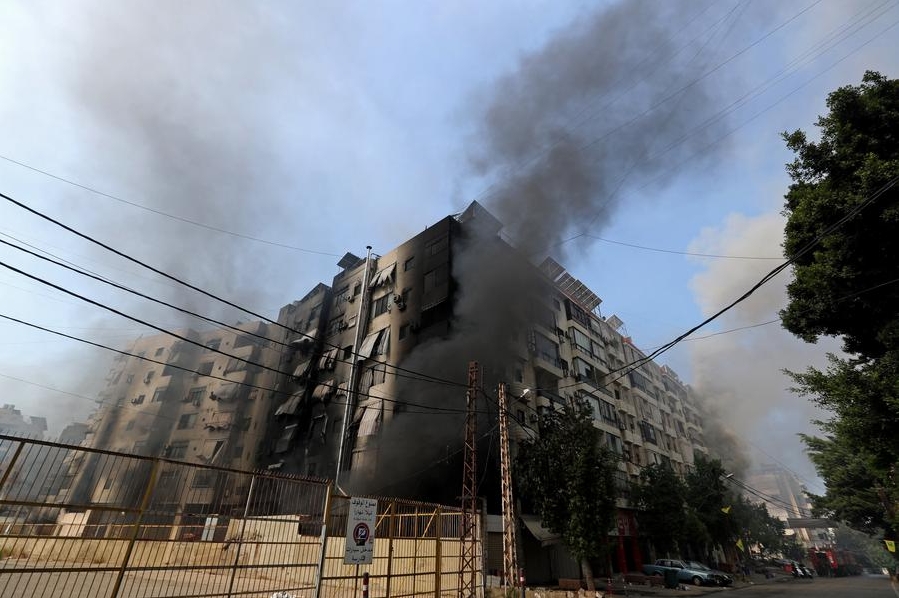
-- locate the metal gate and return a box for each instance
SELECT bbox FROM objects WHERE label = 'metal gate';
[0,435,481,598]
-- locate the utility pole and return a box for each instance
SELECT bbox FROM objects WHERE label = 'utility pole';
[497,383,519,590]
[459,361,480,598]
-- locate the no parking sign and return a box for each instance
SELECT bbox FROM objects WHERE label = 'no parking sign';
[344,497,378,564]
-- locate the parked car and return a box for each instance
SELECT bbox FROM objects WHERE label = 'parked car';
[642,559,728,586]
[684,561,734,586]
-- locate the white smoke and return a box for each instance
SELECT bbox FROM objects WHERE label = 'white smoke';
[687,210,837,486]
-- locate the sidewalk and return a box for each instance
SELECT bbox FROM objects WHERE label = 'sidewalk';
[495,570,797,598]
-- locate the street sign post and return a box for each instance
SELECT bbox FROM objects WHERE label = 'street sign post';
[344,497,378,565]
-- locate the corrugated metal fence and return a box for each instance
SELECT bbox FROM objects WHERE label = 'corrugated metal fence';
[0,435,481,598]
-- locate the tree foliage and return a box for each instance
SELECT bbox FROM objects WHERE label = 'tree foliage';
[631,463,686,558]
[781,71,899,358]
[684,456,731,557]
[780,71,899,545]
[515,404,619,587]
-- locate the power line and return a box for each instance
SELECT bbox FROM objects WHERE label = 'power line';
[1,191,467,390]
[0,154,343,258]
[581,234,782,260]
[0,312,476,418]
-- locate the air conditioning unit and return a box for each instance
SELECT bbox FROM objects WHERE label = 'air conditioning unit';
[529,414,539,423]
[338,321,348,331]
[347,294,356,303]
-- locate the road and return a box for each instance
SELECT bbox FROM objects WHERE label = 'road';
[721,574,898,597]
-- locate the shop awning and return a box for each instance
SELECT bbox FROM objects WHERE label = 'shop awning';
[369,263,396,288]
[312,381,335,402]
[357,329,386,360]
[292,359,312,380]
[520,514,561,546]
[275,391,304,416]
[358,401,382,437]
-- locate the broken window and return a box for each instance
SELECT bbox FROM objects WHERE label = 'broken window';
[274,424,298,453]
[177,413,198,430]
[275,391,304,416]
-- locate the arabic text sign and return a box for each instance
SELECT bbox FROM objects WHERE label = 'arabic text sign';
[344,497,378,564]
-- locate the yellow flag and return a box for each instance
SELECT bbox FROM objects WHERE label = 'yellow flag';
[885,539,896,553]
[736,538,745,552]
[721,505,731,514]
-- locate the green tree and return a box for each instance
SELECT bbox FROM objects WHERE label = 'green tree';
[781,71,899,359]
[515,404,619,590]
[780,71,899,546]
[683,456,730,561]
[632,463,686,558]
[729,496,787,558]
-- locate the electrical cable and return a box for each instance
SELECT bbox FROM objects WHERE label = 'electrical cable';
[0,312,482,418]
[0,190,467,390]
[0,154,343,258]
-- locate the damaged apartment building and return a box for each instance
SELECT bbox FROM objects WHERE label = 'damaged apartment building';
[66,201,712,574]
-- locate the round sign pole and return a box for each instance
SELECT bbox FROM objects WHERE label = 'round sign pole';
[362,571,370,598]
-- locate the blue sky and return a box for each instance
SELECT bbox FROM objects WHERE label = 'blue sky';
[1,0,897,487]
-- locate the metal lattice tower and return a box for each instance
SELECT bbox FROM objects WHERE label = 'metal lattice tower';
[497,383,519,588]
[459,361,480,598]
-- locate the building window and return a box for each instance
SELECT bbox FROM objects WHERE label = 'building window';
[187,387,206,406]
[132,394,145,405]
[197,362,213,376]
[116,396,126,407]
[167,441,189,459]
[334,284,350,305]
[144,371,155,384]
[343,345,353,360]
[640,421,658,444]
[353,282,362,297]
[532,332,559,365]
[152,388,167,403]
[425,235,448,256]
[605,432,623,455]
[177,413,197,430]
[205,339,221,352]
[423,265,448,293]
[327,316,344,336]
[371,294,390,318]
[192,471,214,488]
[126,374,134,384]
[404,256,415,271]
[154,347,164,357]
[597,399,618,425]
[553,298,561,311]
[125,420,135,431]
[399,324,409,340]
[569,327,593,355]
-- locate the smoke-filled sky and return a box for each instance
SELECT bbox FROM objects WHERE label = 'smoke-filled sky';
[1,0,897,488]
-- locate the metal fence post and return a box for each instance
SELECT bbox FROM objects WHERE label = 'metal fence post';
[313,482,335,598]
[384,500,396,598]
[434,506,442,598]
[110,458,161,598]
[226,474,256,598]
